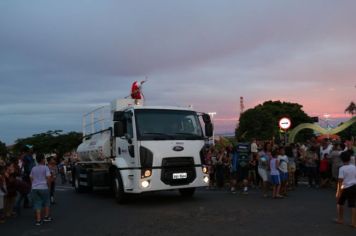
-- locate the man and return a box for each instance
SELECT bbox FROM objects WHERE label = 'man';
[30,153,53,226]
[22,146,35,208]
[335,151,356,228]
[130,80,146,100]
[58,159,67,184]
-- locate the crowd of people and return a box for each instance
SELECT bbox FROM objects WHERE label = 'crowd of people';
[203,137,356,227]
[203,138,355,195]
[1,138,355,228]
[0,146,68,226]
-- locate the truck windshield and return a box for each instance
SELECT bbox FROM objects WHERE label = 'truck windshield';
[135,109,204,141]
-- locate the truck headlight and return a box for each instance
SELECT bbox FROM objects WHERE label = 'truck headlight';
[202,166,208,174]
[203,176,209,184]
[141,169,152,178]
[141,180,150,188]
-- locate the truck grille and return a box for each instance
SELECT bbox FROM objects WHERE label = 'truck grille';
[161,157,196,186]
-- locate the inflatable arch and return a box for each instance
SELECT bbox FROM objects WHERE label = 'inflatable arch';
[288,116,356,143]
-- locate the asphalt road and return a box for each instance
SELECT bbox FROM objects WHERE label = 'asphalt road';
[1,184,356,236]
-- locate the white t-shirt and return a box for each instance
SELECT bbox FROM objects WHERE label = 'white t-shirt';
[277,155,289,173]
[338,164,356,189]
[320,144,333,159]
[251,142,258,153]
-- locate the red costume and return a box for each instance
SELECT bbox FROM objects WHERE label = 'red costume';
[130,80,145,99]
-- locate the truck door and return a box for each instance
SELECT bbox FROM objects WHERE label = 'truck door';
[117,111,136,166]
[114,111,137,191]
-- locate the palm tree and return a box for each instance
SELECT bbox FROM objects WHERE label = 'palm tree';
[345,101,356,116]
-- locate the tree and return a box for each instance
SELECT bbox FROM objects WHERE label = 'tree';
[345,101,356,116]
[0,140,7,159]
[13,130,82,158]
[338,122,356,141]
[235,100,314,142]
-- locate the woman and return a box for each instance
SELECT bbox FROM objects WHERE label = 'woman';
[30,153,53,226]
[285,145,296,190]
[4,162,16,218]
[258,142,272,197]
[305,146,319,188]
[47,156,58,204]
[215,149,225,189]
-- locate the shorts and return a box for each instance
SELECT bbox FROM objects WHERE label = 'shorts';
[270,175,281,185]
[338,185,356,208]
[288,166,296,172]
[279,171,288,181]
[31,189,50,210]
[258,168,268,182]
[237,167,249,181]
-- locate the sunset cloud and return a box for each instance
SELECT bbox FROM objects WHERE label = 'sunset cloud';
[0,1,355,143]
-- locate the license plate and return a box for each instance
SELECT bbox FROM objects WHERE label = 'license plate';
[173,173,187,179]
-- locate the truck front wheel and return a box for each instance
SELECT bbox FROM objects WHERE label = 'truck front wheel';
[74,167,86,193]
[113,172,127,204]
[179,188,196,197]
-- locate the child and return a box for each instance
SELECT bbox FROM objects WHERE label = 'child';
[4,162,17,218]
[277,147,289,196]
[258,149,271,198]
[0,166,6,223]
[320,153,330,188]
[248,153,258,188]
[270,149,283,199]
[335,151,356,228]
[286,145,296,190]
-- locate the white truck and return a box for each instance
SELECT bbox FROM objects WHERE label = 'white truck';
[73,98,213,203]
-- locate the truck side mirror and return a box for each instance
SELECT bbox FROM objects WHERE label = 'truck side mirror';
[202,114,211,123]
[113,111,124,122]
[114,121,125,137]
[205,123,213,137]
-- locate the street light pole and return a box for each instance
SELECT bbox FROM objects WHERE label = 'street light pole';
[208,112,217,145]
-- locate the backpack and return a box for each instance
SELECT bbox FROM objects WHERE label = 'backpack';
[16,179,31,195]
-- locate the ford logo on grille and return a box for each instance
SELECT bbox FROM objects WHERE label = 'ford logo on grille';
[173,146,184,152]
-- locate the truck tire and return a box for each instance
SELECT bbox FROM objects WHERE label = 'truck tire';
[74,167,86,193]
[113,171,127,204]
[179,188,196,197]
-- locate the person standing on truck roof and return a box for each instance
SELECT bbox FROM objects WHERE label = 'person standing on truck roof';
[130,80,146,100]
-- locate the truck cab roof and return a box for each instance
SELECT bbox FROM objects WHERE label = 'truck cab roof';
[111,98,194,112]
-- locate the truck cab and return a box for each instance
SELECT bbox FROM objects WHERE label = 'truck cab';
[75,99,213,203]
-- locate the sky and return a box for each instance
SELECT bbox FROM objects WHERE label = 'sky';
[0,1,355,144]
